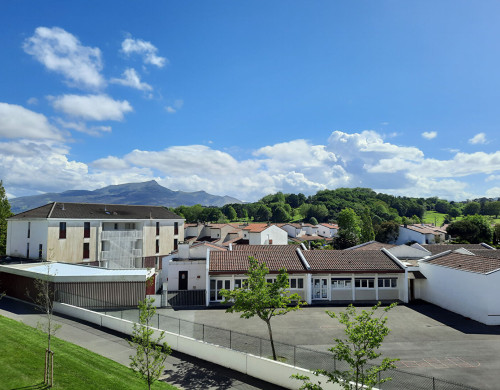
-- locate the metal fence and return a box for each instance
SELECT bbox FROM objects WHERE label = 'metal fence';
[103,307,480,390]
[164,290,206,307]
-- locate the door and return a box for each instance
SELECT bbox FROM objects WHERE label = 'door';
[178,271,188,290]
[313,278,328,299]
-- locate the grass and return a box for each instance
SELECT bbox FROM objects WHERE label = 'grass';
[422,211,447,226]
[0,315,178,390]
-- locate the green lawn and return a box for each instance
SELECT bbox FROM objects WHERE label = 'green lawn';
[0,315,178,390]
[422,211,447,226]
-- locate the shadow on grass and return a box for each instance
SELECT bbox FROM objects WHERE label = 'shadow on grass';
[10,382,48,390]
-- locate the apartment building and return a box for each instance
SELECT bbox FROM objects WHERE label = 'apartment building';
[6,202,184,269]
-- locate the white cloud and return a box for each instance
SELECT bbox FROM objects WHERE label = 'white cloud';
[110,68,152,91]
[165,99,183,114]
[55,118,111,136]
[27,97,38,105]
[23,26,104,90]
[121,37,166,68]
[0,102,62,140]
[485,187,500,199]
[422,131,437,140]
[52,94,133,121]
[91,156,130,170]
[469,132,487,145]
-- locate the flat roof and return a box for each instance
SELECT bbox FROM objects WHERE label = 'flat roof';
[0,262,152,282]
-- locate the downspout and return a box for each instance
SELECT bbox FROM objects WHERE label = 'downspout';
[205,249,211,307]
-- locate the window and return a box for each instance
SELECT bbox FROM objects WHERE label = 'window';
[125,223,135,230]
[27,222,30,238]
[38,244,43,259]
[174,239,178,251]
[83,243,90,259]
[84,222,90,238]
[155,239,159,254]
[355,278,374,289]
[266,278,276,284]
[269,239,273,244]
[332,278,352,289]
[26,243,29,258]
[59,222,66,239]
[234,278,247,289]
[156,222,160,236]
[114,223,118,230]
[174,222,179,235]
[378,278,397,288]
[289,278,304,289]
[210,279,231,301]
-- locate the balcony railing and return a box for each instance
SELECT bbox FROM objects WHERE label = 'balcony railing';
[101,230,143,240]
[101,248,142,260]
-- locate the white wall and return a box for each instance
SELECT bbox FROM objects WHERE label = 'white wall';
[7,220,49,259]
[317,225,337,238]
[418,261,500,325]
[249,225,288,245]
[395,227,425,245]
[53,302,345,390]
[167,260,206,291]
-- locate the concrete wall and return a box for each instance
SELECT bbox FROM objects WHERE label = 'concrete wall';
[53,302,345,390]
[7,220,49,259]
[418,261,500,325]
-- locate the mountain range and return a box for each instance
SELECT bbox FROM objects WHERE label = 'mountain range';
[9,181,242,214]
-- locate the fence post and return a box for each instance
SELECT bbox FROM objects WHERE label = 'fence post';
[294,346,296,367]
[203,324,205,341]
[157,313,160,329]
[230,330,232,349]
[259,338,262,357]
[178,318,180,335]
[432,377,435,390]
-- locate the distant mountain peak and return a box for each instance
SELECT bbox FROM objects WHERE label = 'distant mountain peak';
[9,181,242,214]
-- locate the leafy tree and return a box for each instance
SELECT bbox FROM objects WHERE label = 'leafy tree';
[253,204,272,222]
[484,201,500,219]
[447,215,493,243]
[335,208,361,249]
[221,257,304,361]
[309,217,319,226]
[224,205,237,221]
[374,221,399,243]
[129,298,172,390]
[359,211,375,243]
[463,202,481,216]
[448,207,461,219]
[293,303,398,390]
[307,204,329,222]
[0,180,12,255]
[434,200,450,214]
[494,224,500,245]
[271,204,291,223]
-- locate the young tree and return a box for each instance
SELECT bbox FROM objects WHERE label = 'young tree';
[359,211,375,243]
[221,257,304,361]
[0,180,12,255]
[294,303,398,390]
[30,262,61,387]
[129,298,172,390]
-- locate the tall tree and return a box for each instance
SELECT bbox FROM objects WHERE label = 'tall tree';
[129,298,172,390]
[294,303,399,390]
[447,215,493,244]
[336,208,361,249]
[375,221,400,243]
[463,202,481,216]
[221,257,304,361]
[359,211,375,243]
[0,180,12,255]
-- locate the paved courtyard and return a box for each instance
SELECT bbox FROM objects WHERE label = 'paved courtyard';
[132,302,500,390]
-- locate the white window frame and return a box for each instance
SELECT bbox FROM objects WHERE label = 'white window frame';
[378,277,397,288]
[331,278,352,289]
[289,277,304,289]
[355,278,375,289]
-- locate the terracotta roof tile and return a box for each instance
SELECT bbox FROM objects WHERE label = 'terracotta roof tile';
[422,243,491,255]
[242,223,270,233]
[346,241,396,251]
[426,251,500,274]
[303,250,403,273]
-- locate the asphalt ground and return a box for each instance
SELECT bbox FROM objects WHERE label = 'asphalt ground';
[0,297,285,390]
[114,301,500,390]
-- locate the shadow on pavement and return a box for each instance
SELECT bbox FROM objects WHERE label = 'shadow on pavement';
[165,351,286,390]
[406,300,500,335]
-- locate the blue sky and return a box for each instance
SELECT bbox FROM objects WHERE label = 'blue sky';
[1,1,500,202]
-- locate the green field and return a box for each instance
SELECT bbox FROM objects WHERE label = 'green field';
[422,211,447,226]
[0,315,178,390]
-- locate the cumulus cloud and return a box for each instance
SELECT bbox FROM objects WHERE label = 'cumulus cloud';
[121,37,166,68]
[0,102,62,140]
[27,97,38,105]
[52,94,133,121]
[469,132,487,145]
[23,26,104,90]
[422,131,437,140]
[110,68,152,91]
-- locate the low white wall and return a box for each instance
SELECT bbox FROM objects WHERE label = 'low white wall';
[146,294,162,307]
[53,302,348,389]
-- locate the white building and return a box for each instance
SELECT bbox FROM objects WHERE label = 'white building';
[417,249,500,325]
[395,224,447,245]
[316,223,338,238]
[6,202,184,269]
[241,224,288,245]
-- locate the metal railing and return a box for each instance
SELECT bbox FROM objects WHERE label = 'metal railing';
[102,308,480,390]
[101,248,142,260]
[101,230,143,239]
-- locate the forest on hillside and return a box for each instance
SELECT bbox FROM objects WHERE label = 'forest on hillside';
[172,188,500,246]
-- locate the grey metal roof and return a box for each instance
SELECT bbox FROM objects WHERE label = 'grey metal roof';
[9,202,183,220]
